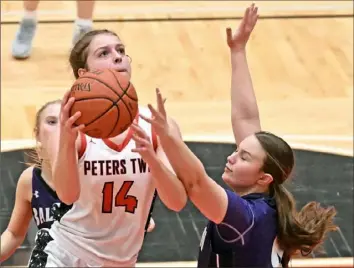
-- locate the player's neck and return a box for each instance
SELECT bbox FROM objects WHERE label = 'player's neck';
[107,127,130,145]
[235,185,268,197]
[41,163,53,185]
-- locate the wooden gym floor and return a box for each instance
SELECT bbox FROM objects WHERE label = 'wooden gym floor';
[1,1,353,155]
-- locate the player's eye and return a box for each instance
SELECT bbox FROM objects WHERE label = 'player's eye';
[99,50,109,57]
[46,118,57,125]
[118,47,126,55]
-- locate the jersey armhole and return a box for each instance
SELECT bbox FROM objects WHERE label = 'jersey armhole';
[151,128,158,152]
[78,132,87,160]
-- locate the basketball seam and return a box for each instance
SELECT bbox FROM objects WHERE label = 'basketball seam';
[73,72,137,137]
[84,104,117,137]
[73,97,114,102]
[87,75,138,101]
[81,76,134,123]
[72,98,115,127]
[109,70,134,124]
[107,69,138,101]
[75,97,132,138]
[107,105,121,138]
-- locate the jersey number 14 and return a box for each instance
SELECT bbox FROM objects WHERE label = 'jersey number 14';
[101,181,138,214]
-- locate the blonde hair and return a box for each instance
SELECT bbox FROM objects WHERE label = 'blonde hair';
[26,100,61,168]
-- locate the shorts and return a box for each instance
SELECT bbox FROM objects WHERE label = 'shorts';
[28,228,136,267]
[28,229,86,267]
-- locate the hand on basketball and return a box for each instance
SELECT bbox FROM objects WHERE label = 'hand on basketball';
[131,122,157,163]
[226,3,258,52]
[59,90,85,144]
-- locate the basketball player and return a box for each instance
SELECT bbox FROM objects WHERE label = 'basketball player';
[12,0,95,59]
[27,30,188,267]
[134,4,338,268]
[0,100,68,263]
[0,99,155,265]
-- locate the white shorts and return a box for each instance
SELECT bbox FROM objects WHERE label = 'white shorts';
[28,229,136,267]
[28,229,86,267]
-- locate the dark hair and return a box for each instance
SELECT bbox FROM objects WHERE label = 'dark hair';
[69,29,119,79]
[27,99,61,168]
[254,131,337,266]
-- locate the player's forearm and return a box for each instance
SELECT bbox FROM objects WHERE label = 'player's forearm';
[53,141,80,204]
[230,50,261,142]
[0,230,25,262]
[159,134,207,196]
[148,158,187,212]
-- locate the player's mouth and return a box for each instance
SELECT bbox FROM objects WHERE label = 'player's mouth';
[116,69,127,73]
[224,165,232,172]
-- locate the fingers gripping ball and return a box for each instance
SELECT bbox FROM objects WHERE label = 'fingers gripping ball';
[69,69,138,139]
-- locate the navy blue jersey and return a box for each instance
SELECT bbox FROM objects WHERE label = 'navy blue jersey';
[31,167,70,229]
[198,190,284,268]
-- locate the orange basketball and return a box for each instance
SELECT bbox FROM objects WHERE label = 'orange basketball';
[69,69,138,139]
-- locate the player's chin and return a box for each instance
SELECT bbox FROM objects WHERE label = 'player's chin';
[222,172,232,184]
[117,70,131,80]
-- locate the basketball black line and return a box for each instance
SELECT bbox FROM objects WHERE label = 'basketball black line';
[81,76,135,123]
[85,76,138,101]
[71,98,115,127]
[73,97,113,102]
[106,105,121,138]
[76,96,134,136]
[85,103,119,131]
[107,69,138,101]
[73,95,133,138]
[71,76,137,135]
[109,71,134,123]
[116,96,134,126]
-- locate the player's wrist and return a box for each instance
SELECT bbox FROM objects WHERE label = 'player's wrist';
[230,49,247,60]
[144,153,160,168]
[59,136,76,149]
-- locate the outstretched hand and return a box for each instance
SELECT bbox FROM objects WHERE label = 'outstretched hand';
[131,122,157,163]
[139,88,178,140]
[226,3,259,52]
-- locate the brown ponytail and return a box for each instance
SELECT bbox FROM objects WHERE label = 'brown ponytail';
[273,183,337,257]
[255,131,338,266]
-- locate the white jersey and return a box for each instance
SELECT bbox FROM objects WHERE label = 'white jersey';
[50,107,158,267]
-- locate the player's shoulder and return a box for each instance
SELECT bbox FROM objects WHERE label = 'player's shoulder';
[17,166,34,201]
[242,193,277,223]
[19,166,34,184]
[226,190,276,216]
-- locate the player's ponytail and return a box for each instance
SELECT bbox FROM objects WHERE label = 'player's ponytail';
[273,183,337,258]
[255,131,338,266]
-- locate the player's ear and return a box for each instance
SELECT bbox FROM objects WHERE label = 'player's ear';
[78,68,88,77]
[258,173,273,186]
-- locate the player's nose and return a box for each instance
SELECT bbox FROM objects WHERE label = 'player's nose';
[227,154,236,164]
[112,50,123,64]
[113,56,122,64]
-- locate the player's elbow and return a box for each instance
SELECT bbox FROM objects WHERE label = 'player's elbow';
[172,195,188,212]
[163,193,187,212]
[57,189,80,205]
[184,164,207,198]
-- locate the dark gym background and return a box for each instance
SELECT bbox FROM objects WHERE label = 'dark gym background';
[1,142,353,266]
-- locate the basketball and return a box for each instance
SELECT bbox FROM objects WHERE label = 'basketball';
[69,69,138,139]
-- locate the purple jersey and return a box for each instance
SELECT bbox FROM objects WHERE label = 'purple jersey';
[198,190,284,268]
[31,168,69,229]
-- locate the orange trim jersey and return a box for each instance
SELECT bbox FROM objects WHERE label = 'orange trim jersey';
[49,107,158,267]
